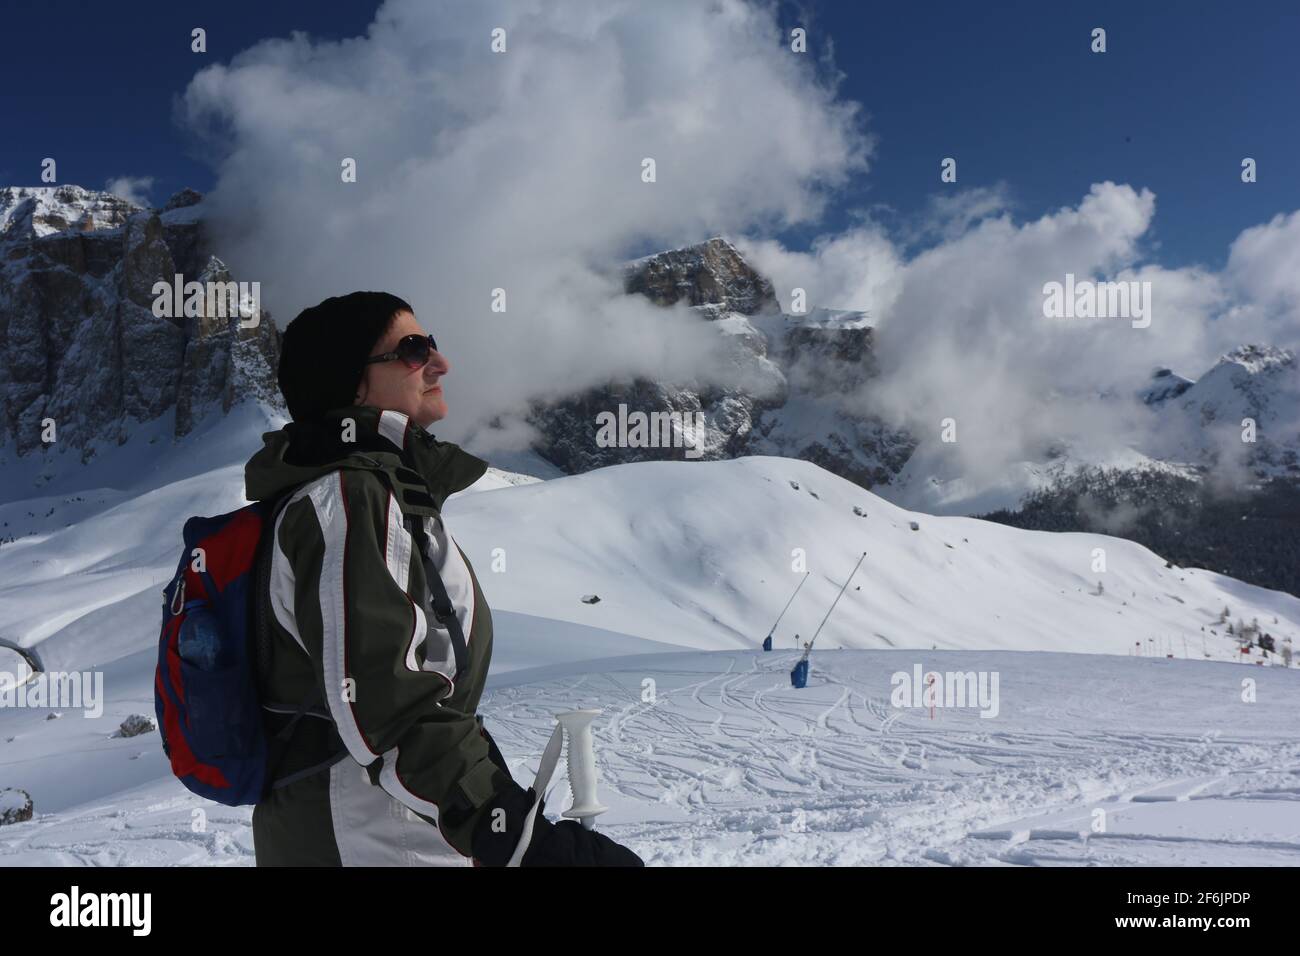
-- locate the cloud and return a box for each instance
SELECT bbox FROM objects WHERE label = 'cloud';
[743,180,1299,493]
[904,183,1015,248]
[176,0,871,442]
[103,175,154,207]
[172,0,1299,488]
[1223,209,1300,351]
[736,225,903,316]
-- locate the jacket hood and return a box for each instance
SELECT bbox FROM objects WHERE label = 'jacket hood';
[244,404,488,510]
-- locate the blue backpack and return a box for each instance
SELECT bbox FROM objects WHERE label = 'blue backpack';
[153,488,319,806]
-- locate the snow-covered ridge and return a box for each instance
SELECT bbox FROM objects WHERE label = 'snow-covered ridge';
[5,405,1294,681]
[0,185,141,239]
[1139,367,1194,406]
[1218,343,1295,376]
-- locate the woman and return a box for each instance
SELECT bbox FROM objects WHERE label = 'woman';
[244,291,642,866]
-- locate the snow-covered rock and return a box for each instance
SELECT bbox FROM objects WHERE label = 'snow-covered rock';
[0,788,33,826]
[114,714,155,739]
[0,185,283,471]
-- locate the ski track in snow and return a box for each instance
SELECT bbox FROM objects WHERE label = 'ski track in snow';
[4,648,1296,867]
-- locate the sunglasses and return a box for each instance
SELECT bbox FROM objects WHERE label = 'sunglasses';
[363,333,439,370]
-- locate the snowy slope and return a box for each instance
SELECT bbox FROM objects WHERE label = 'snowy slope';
[448,453,1299,657]
[2,649,1296,865]
[1,403,1298,865]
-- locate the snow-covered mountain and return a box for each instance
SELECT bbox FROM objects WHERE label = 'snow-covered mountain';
[0,185,283,468]
[528,236,915,487]
[1145,344,1299,477]
[533,235,1300,524]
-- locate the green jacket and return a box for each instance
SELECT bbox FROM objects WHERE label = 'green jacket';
[244,403,512,866]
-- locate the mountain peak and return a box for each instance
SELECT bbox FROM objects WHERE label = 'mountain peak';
[0,185,140,239]
[1139,367,1194,406]
[161,187,204,212]
[622,235,777,315]
[1217,344,1295,375]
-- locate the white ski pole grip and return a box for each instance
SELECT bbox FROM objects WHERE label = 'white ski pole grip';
[505,709,607,866]
[558,709,607,829]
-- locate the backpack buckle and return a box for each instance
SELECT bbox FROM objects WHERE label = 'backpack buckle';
[170,575,186,616]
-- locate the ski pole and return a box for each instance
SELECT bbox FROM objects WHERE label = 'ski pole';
[807,552,866,650]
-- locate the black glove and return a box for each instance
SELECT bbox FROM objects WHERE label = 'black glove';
[471,779,644,867]
[476,716,511,776]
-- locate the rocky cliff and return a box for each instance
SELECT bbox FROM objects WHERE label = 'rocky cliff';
[0,185,283,463]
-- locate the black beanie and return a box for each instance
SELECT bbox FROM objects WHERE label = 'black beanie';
[277,291,413,422]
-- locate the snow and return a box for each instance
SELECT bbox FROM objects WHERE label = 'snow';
[1,402,1298,865]
[622,234,738,267]
[0,185,139,238]
[781,307,873,330]
[3,648,1296,866]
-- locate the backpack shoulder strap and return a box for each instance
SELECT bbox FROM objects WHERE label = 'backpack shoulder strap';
[252,488,297,686]
[252,487,348,790]
[405,509,471,680]
[365,465,471,682]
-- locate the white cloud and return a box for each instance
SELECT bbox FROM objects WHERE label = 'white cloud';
[906,184,1014,247]
[177,0,871,441]
[735,225,903,317]
[103,175,154,207]
[1224,209,1300,350]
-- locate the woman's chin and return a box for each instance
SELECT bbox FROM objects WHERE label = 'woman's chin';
[416,394,447,427]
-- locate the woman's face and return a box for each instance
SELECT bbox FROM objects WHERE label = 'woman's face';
[354,310,451,429]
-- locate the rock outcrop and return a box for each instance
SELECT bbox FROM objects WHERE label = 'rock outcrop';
[0,185,284,462]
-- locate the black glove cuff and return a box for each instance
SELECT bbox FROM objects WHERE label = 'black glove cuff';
[470,779,548,866]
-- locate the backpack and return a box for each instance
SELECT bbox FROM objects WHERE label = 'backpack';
[154,465,470,807]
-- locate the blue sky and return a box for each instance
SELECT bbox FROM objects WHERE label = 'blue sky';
[1,0,1295,270]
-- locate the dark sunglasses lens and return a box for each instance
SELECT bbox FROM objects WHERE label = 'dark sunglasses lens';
[397,334,436,367]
